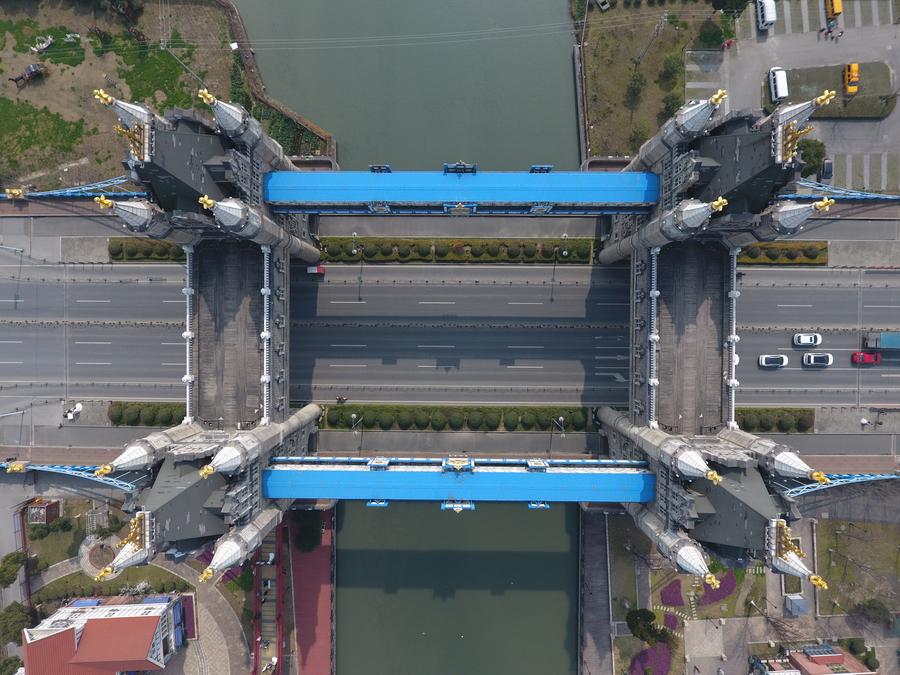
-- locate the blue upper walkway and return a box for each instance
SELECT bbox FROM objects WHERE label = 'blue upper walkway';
[264,170,659,215]
[262,457,656,504]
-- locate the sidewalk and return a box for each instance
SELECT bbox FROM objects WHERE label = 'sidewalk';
[289,513,333,675]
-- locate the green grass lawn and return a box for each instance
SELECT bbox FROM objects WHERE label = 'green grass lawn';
[26,501,93,569]
[783,63,896,119]
[608,514,650,621]
[614,635,646,675]
[34,567,193,607]
[0,97,84,174]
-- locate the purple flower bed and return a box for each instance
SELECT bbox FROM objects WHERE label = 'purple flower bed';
[663,613,677,631]
[697,569,737,606]
[660,579,683,607]
[629,643,672,675]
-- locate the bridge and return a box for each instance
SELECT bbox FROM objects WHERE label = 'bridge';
[5,85,872,591]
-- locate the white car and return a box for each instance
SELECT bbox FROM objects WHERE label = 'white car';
[759,355,788,367]
[803,353,833,367]
[793,333,822,347]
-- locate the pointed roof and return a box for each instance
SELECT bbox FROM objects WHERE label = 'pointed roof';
[68,616,163,671]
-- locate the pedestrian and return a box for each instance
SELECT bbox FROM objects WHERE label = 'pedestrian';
[837,30,843,37]
[818,27,826,33]
[256,636,262,643]
[830,32,835,39]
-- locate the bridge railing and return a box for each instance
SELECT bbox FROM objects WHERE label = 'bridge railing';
[260,245,272,425]
[182,246,195,423]
[648,247,660,427]
[726,248,740,428]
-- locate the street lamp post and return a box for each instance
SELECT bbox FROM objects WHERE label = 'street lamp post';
[350,413,362,435]
[681,36,694,52]
[562,234,569,257]
[554,416,566,438]
[351,232,358,256]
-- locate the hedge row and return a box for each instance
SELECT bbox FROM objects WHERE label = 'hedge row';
[320,237,594,264]
[322,404,594,432]
[109,238,186,262]
[738,241,827,265]
[108,402,187,427]
[735,407,815,434]
[31,578,191,605]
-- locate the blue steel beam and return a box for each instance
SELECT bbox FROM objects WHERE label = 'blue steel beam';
[783,473,898,498]
[2,463,138,491]
[264,170,659,214]
[263,457,656,503]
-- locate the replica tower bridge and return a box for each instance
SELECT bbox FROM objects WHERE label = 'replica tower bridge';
[4,85,868,592]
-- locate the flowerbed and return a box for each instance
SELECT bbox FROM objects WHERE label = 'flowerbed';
[663,613,677,631]
[660,579,683,607]
[697,569,736,605]
[629,643,671,675]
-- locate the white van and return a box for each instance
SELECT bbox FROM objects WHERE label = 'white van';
[756,0,777,30]
[768,67,788,102]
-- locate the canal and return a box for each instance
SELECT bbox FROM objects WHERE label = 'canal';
[335,501,579,675]
[230,0,580,170]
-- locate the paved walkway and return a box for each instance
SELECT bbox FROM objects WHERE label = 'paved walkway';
[289,513,333,675]
[581,512,614,675]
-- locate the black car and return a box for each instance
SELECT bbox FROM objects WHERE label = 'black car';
[818,158,833,181]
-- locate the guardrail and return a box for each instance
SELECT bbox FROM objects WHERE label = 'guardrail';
[182,246,195,423]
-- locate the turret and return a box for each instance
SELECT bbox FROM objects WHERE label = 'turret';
[716,426,829,485]
[93,510,153,581]
[199,503,287,581]
[758,198,835,236]
[94,196,203,247]
[767,519,827,588]
[93,88,172,130]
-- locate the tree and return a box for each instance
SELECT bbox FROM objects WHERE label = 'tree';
[629,120,651,153]
[662,91,683,117]
[661,53,682,80]
[711,0,747,11]
[626,608,678,648]
[0,657,23,675]
[796,139,827,178]
[626,72,647,101]
[0,552,26,589]
[0,602,32,646]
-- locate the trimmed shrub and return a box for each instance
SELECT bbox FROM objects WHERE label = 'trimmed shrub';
[363,243,378,258]
[176,580,189,592]
[745,245,761,259]
[327,242,342,257]
[470,244,484,257]
[155,580,166,593]
[453,243,465,255]
[362,410,376,428]
[417,242,432,258]
[848,638,865,655]
[380,243,393,257]
[864,656,879,671]
[153,243,168,257]
[741,413,759,431]
[434,242,449,258]
[170,245,185,259]
[124,241,139,257]
[803,246,820,259]
[343,241,357,256]
[759,414,776,431]
[521,413,535,429]
[377,412,394,430]
[431,412,447,431]
[164,581,176,592]
[157,406,174,427]
[108,404,124,425]
[485,412,501,430]
[108,240,123,257]
[523,242,537,258]
[102,586,112,596]
[778,415,795,432]
[541,243,556,259]
[397,411,413,429]
[140,406,156,426]
[415,411,431,430]
[572,411,587,430]
[398,243,411,258]
[467,411,484,429]
[576,242,592,258]
[537,412,552,430]
[487,242,500,257]
[504,412,519,430]
[449,411,465,430]
[797,414,814,432]
[139,241,154,257]
[123,406,140,426]
[784,248,801,261]
[765,247,781,261]
[506,243,520,259]
[326,408,342,427]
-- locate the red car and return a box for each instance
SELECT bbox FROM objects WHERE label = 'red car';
[852,352,881,364]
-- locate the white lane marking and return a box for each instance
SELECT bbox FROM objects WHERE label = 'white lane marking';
[419,345,454,348]
[508,302,543,305]
[75,362,111,365]
[75,341,111,345]
[781,367,857,371]
[880,374,900,377]
[417,365,440,368]
[0,341,22,343]
[329,364,367,367]
[0,300,24,302]
[331,344,367,347]
[595,355,629,360]
[595,372,627,382]
[776,348,857,351]
[777,304,813,307]
[507,365,543,369]
[508,346,543,349]
[163,300,186,303]
[161,342,184,345]
[418,301,456,305]
[161,362,184,366]
[0,361,23,364]
[75,300,110,303]
[596,302,629,306]
[330,301,366,304]
[864,305,900,308]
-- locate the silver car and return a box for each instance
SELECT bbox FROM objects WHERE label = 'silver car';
[803,353,833,367]
[793,333,822,346]
[759,355,788,367]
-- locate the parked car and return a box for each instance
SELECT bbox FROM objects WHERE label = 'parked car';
[818,158,833,182]
[759,354,788,367]
[768,66,788,102]
[307,266,325,274]
[803,352,833,366]
[793,333,822,346]
[852,352,881,364]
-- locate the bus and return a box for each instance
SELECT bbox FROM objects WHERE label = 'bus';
[825,0,842,19]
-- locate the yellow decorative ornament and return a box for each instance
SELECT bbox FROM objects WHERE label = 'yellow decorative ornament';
[198,195,216,210]
[94,88,114,105]
[709,89,727,105]
[813,198,835,212]
[94,464,113,477]
[94,196,114,209]
[5,189,24,199]
[705,470,723,485]
[810,470,831,485]
[199,464,216,479]
[198,88,216,105]
[199,567,214,583]
[704,573,721,590]
[94,565,114,582]
[709,197,728,212]
[814,90,836,106]
[6,463,24,473]
[809,574,827,590]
